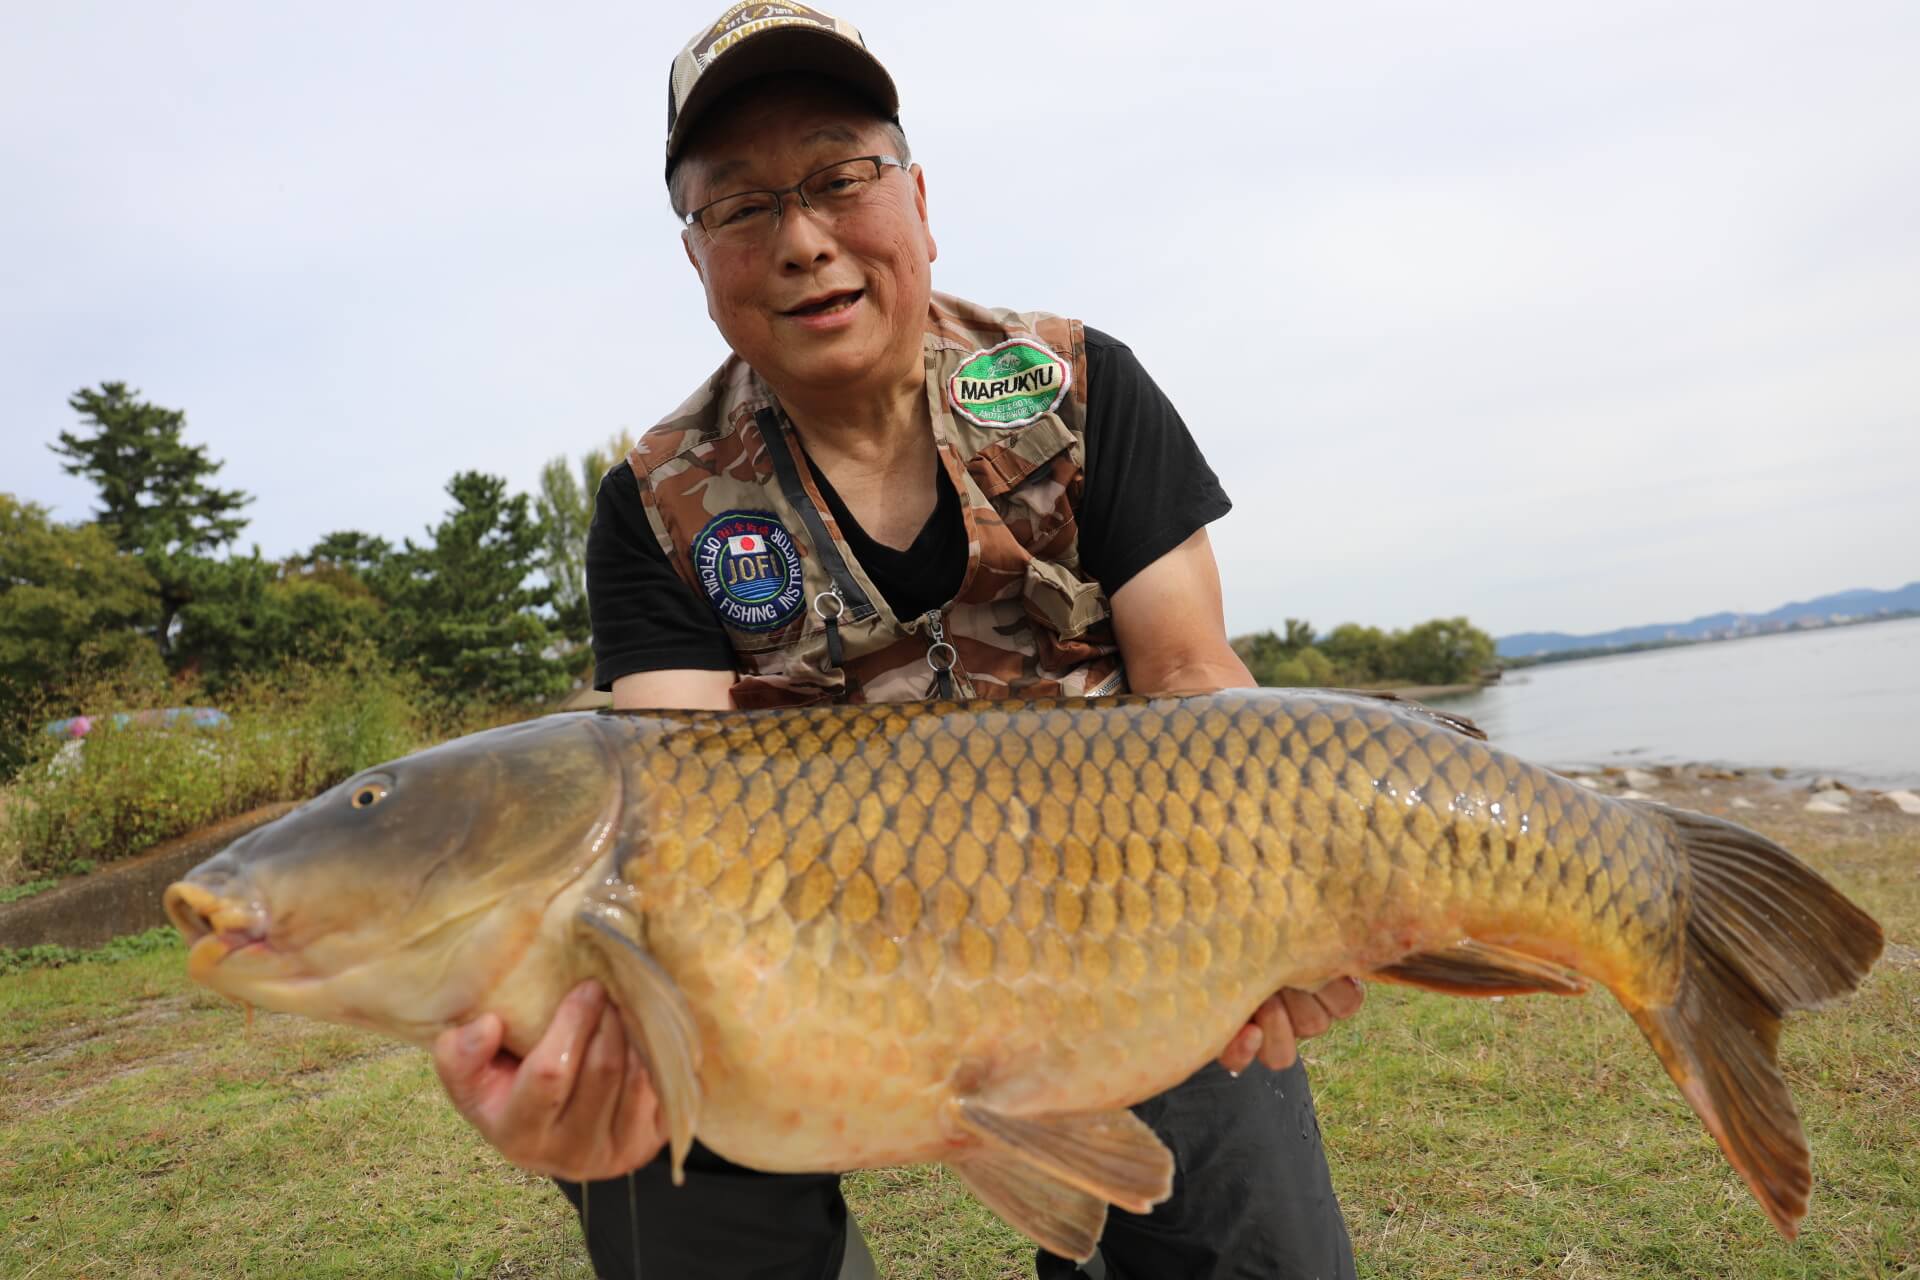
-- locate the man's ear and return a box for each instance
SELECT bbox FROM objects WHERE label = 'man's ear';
[912,164,938,265]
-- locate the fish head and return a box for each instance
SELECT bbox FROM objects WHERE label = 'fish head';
[164,712,625,1043]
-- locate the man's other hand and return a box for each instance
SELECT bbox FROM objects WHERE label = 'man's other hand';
[1218,978,1365,1074]
[432,980,666,1181]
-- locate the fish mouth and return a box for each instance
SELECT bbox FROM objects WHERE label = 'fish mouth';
[165,881,270,980]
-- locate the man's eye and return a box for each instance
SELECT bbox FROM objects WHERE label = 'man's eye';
[717,200,774,226]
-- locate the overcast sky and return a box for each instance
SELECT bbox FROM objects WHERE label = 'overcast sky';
[4,0,1916,640]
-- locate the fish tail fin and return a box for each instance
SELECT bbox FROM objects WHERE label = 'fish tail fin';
[1626,803,1882,1239]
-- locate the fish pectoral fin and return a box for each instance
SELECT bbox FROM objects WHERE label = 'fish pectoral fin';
[1373,939,1589,997]
[951,1148,1110,1263]
[577,902,703,1186]
[951,1099,1174,1215]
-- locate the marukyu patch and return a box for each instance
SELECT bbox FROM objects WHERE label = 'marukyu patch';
[692,511,806,632]
[948,339,1070,428]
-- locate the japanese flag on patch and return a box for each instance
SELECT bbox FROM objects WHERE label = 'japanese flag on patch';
[727,534,764,555]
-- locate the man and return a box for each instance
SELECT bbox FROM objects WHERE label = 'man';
[432,7,1363,1277]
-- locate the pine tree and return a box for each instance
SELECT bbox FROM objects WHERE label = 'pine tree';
[52,382,251,557]
[381,472,570,706]
[50,382,252,647]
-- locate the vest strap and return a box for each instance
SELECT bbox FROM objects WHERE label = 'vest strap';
[755,408,879,623]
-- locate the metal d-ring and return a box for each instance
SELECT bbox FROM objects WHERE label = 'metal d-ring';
[925,641,957,672]
[813,589,846,621]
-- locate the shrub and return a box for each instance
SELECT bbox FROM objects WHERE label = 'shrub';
[1,659,424,877]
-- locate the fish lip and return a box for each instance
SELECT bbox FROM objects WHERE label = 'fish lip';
[781,288,862,316]
[165,880,268,949]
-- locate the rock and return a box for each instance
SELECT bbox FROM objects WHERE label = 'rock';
[1573,776,1604,790]
[1769,767,1789,780]
[1730,797,1757,810]
[1804,796,1850,814]
[1808,788,1851,809]
[1879,789,1920,816]
[1810,776,1853,794]
[1620,789,1652,801]
[1623,768,1660,791]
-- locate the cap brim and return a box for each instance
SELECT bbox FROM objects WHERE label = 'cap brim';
[667,28,900,167]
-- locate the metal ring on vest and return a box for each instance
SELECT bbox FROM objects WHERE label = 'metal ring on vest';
[925,641,957,672]
[812,590,846,622]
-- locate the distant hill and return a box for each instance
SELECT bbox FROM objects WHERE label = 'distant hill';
[1497,581,1920,659]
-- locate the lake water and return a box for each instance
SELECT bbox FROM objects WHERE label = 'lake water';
[1435,617,1920,788]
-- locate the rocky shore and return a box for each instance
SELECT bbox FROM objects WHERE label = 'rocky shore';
[1560,761,1920,844]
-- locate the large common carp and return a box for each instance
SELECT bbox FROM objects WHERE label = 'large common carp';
[164,691,1882,1258]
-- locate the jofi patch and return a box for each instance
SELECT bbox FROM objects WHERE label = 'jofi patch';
[948,338,1070,428]
[692,511,806,632]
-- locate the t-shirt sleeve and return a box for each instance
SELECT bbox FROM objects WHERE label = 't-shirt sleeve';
[1075,327,1233,596]
[586,461,738,690]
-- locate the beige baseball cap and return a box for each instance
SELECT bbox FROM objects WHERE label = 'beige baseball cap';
[666,3,900,179]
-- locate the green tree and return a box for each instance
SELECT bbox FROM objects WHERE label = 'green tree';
[534,432,633,648]
[1319,623,1392,684]
[1391,617,1497,685]
[381,472,570,706]
[0,496,162,771]
[49,382,252,646]
[170,555,386,690]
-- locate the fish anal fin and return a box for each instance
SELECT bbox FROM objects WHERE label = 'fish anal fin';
[577,901,703,1185]
[1374,939,1589,997]
[951,1100,1173,1215]
[951,1150,1109,1263]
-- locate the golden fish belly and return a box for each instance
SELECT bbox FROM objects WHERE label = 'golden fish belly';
[613,691,1686,1174]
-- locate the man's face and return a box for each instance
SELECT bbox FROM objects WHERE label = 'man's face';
[678,80,937,400]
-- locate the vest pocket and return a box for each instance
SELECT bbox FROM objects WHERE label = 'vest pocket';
[1021,558,1111,641]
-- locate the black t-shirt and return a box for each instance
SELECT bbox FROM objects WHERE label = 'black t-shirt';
[586,327,1230,691]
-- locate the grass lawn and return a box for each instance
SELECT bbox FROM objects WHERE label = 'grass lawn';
[3,821,1913,1279]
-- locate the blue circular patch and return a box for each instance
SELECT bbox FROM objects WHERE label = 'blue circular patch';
[692,511,806,632]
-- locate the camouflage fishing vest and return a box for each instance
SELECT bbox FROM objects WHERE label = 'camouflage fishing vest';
[626,292,1126,707]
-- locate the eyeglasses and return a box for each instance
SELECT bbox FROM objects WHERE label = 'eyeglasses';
[683,155,906,244]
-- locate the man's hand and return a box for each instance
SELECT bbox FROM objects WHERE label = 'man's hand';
[432,980,666,1181]
[1217,978,1365,1074]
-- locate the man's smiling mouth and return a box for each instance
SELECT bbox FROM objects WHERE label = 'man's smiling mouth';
[783,290,863,317]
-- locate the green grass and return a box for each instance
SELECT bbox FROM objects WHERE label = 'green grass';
[2,831,1913,1278]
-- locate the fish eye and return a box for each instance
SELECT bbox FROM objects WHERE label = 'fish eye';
[350,781,389,810]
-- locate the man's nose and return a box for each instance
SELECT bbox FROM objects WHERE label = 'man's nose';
[774,195,836,269]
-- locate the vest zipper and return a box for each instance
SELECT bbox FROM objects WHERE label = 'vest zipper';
[922,609,957,701]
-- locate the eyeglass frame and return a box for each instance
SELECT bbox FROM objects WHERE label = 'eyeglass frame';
[681,154,908,237]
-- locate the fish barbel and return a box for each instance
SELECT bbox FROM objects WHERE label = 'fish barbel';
[164,691,1882,1258]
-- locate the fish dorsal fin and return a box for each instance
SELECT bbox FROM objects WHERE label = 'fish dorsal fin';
[577,901,703,1184]
[1374,938,1588,997]
[1336,689,1488,741]
[953,1099,1174,1211]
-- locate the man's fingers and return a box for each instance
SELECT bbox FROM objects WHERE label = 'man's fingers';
[559,1002,630,1144]
[1281,987,1333,1041]
[1254,993,1298,1071]
[504,980,607,1130]
[432,1012,506,1117]
[1318,975,1366,1020]
[1217,1023,1262,1075]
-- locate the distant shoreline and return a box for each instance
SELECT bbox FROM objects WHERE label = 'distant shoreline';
[1501,608,1920,669]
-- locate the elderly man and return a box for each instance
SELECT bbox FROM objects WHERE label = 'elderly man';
[433,7,1362,1278]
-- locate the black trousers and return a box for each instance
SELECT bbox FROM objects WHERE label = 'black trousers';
[558,1058,1355,1280]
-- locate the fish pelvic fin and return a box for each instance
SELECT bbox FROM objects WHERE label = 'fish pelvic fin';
[1373,938,1589,997]
[951,1147,1109,1263]
[1626,802,1883,1240]
[578,902,704,1185]
[948,1100,1174,1260]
